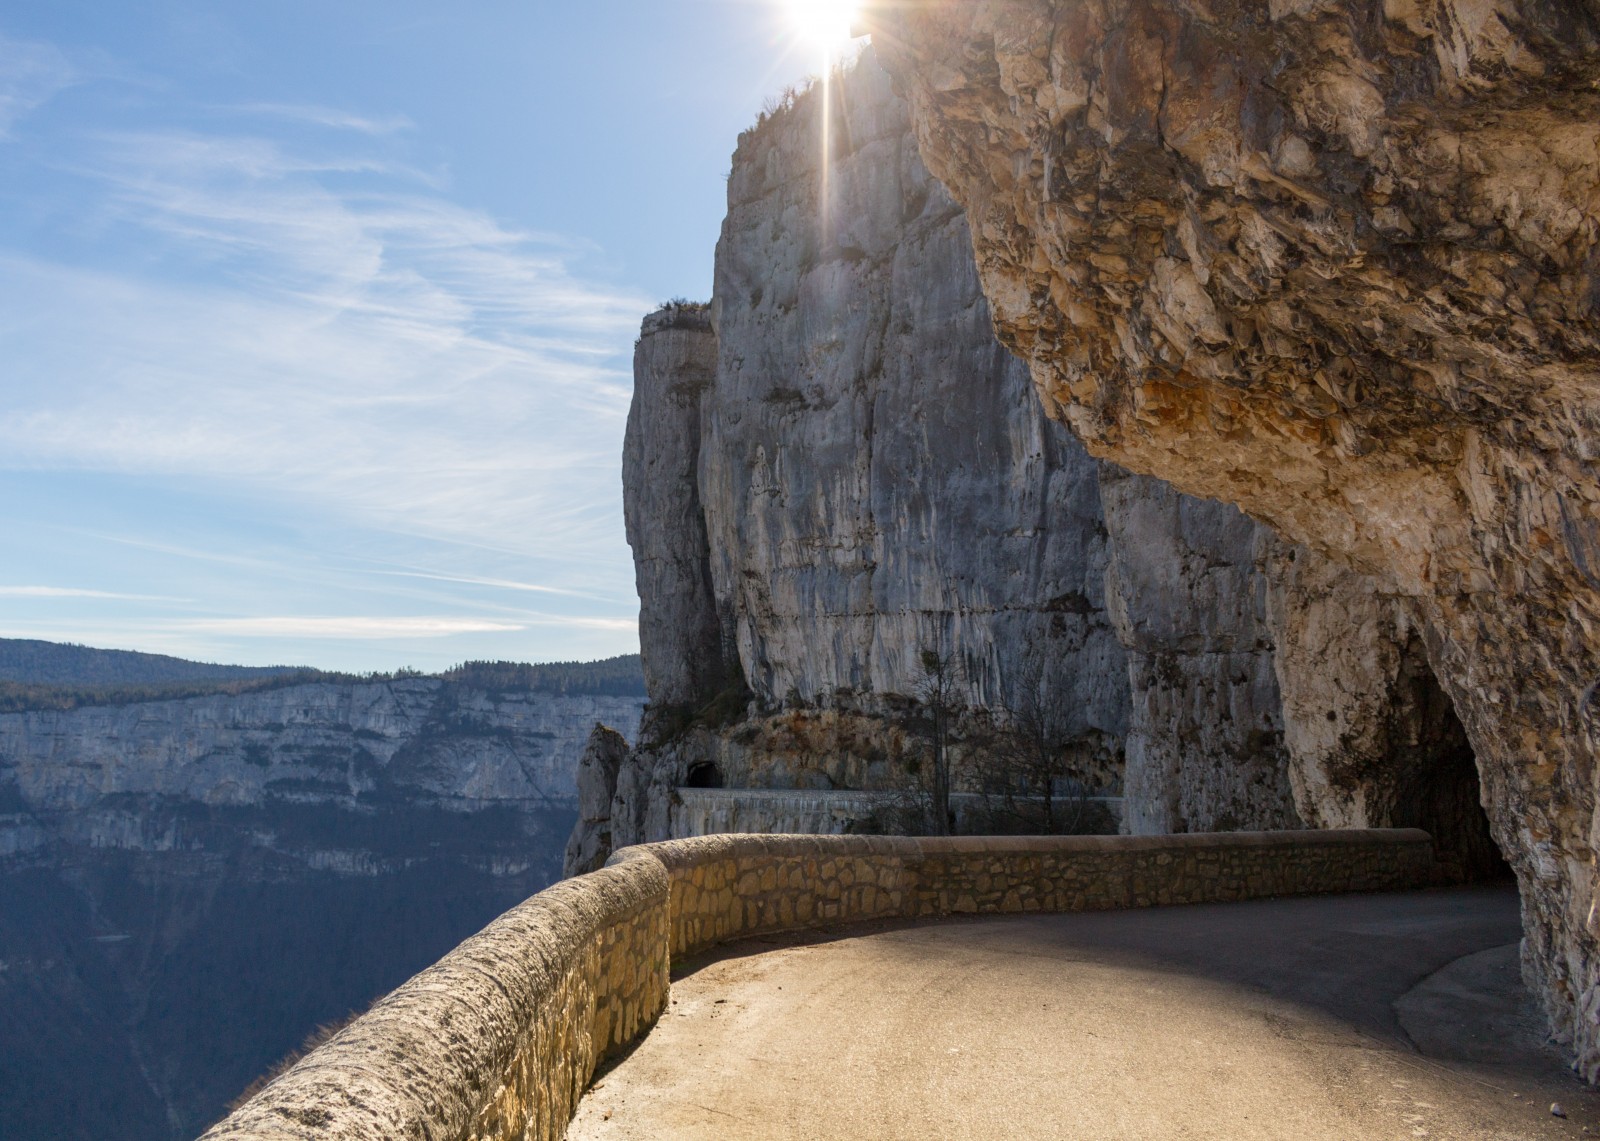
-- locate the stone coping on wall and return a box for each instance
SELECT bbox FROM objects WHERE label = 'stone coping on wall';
[669,788,1128,837]
[198,828,1434,1141]
[197,851,670,1141]
[640,829,1437,958]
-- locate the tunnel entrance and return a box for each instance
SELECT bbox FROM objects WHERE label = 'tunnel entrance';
[684,762,725,789]
[1380,638,1510,883]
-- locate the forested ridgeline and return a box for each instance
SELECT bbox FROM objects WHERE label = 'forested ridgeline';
[0,640,645,713]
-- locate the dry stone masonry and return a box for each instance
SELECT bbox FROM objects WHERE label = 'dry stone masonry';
[200,851,669,1141]
[650,830,1435,956]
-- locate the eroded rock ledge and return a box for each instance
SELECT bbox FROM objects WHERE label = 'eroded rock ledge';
[866,0,1600,1076]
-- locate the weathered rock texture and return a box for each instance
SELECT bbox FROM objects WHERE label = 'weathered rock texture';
[565,725,631,876]
[0,680,643,829]
[0,679,643,1141]
[1267,543,1507,882]
[624,305,732,710]
[582,53,1511,910]
[703,60,1125,722]
[865,0,1599,1073]
[206,828,1434,1141]
[1102,467,1302,834]
[588,55,1352,866]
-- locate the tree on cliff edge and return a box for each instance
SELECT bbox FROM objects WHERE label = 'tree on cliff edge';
[1003,645,1077,832]
[914,647,961,836]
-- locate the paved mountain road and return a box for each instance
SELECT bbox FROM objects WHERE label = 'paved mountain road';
[570,886,1600,1140]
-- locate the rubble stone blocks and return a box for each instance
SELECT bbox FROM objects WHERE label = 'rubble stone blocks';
[197,849,670,1141]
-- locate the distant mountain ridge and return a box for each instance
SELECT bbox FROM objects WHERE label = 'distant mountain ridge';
[0,639,646,714]
[0,638,303,686]
[0,641,648,1140]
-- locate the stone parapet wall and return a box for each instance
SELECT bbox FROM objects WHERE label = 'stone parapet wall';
[201,829,1432,1141]
[669,788,1127,839]
[198,851,669,1141]
[912,832,1430,913]
[641,830,1435,959]
[643,834,921,957]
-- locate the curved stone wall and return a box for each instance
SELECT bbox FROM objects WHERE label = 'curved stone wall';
[197,851,670,1141]
[645,830,1434,959]
[201,830,1433,1141]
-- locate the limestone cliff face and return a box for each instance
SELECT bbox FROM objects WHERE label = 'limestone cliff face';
[702,58,1126,728]
[601,58,1135,853]
[624,307,731,709]
[0,679,643,1141]
[0,680,643,832]
[584,55,1428,869]
[865,0,1597,1073]
[1266,544,1504,881]
[564,724,630,876]
[1102,470,1302,834]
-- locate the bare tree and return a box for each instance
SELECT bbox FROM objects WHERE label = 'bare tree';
[964,645,1109,835]
[1007,645,1071,831]
[914,647,962,836]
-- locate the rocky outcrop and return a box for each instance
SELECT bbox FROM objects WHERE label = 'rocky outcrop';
[866,0,1598,1074]
[0,679,643,1141]
[575,53,1456,876]
[1102,470,1302,834]
[702,58,1127,727]
[624,306,733,709]
[589,57,1138,860]
[564,725,630,876]
[1267,546,1506,881]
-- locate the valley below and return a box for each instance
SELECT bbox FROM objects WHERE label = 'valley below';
[0,652,644,1141]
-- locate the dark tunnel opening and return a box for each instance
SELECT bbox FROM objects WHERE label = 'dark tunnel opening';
[1383,637,1511,883]
[684,762,726,789]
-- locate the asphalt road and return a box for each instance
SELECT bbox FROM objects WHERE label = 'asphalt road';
[569,885,1600,1140]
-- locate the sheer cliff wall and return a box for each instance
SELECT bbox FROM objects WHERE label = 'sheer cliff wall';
[864,0,1594,1072]
[574,55,1496,878]
[600,57,1136,850]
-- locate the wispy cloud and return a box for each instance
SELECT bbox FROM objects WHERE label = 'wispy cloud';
[0,585,181,601]
[0,116,651,585]
[0,45,652,667]
[369,569,602,599]
[176,616,526,638]
[0,33,76,138]
[232,102,414,135]
[158,613,635,638]
[512,613,638,632]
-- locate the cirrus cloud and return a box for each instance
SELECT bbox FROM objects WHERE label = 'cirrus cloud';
[173,616,525,639]
[0,33,76,139]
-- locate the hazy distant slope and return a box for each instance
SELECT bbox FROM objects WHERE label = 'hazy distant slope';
[0,657,647,1141]
[443,657,647,697]
[0,639,302,686]
[0,642,647,714]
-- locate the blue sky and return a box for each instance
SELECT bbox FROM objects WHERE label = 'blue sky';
[0,1,849,672]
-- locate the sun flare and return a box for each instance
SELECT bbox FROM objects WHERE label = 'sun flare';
[784,0,862,54]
